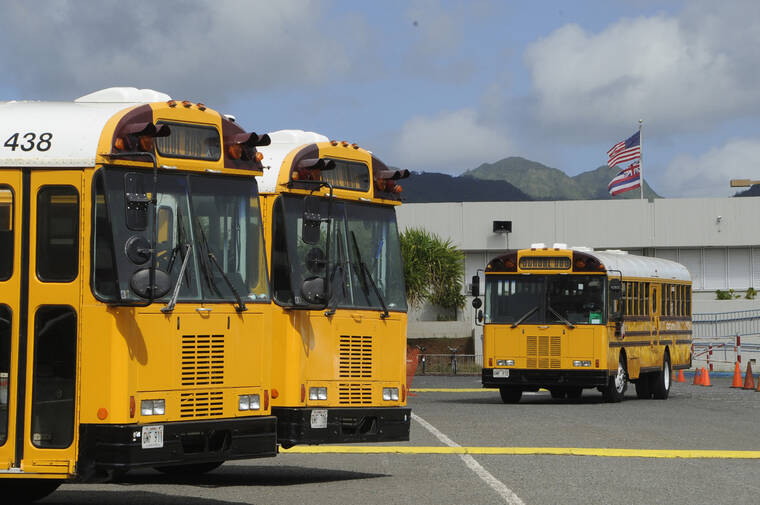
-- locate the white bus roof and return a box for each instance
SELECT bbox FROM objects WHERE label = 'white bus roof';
[256,129,329,193]
[589,250,691,282]
[0,87,171,168]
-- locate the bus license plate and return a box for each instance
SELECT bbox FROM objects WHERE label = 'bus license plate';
[142,425,164,449]
[310,409,327,429]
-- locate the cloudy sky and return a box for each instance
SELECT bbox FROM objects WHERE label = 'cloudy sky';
[2,0,759,198]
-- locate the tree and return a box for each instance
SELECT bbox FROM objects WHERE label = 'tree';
[400,228,466,313]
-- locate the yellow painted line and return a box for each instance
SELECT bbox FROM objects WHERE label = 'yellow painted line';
[411,388,492,392]
[410,388,549,393]
[281,445,760,459]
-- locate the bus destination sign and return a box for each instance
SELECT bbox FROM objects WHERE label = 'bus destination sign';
[519,256,571,270]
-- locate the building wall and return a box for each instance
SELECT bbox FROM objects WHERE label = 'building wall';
[397,197,760,338]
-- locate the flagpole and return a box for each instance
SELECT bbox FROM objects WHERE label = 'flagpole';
[638,119,643,200]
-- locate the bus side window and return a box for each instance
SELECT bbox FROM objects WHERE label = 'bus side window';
[271,198,293,304]
[0,187,12,281]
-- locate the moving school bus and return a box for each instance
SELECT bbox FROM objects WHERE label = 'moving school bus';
[257,131,410,447]
[0,88,275,501]
[475,245,692,403]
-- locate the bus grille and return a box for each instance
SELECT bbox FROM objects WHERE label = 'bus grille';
[338,335,373,378]
[338,383,372,405]
[181,334,225,387]
[180,391,224,418]
[526,335,561,369]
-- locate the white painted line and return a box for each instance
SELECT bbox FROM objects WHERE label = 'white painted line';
[412,413,525,505]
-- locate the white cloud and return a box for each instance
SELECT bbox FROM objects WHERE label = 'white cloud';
[524,1,760,136]
[0,0,362,102]
[392,108,513,172]
[661,139,760,197]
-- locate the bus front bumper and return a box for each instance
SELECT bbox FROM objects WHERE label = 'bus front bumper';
[482,368,609,389]
[77,416,276,480]
[273,407,411,447]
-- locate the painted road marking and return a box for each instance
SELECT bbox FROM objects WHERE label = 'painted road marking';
[281,445,760,459]
[411,388,493,392]
[412,413,525,505]
[410,388,548,393]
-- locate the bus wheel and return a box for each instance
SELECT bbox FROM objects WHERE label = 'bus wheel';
[155,461,224,475]
[651,354,671,400]
[635,375,652,399]
[499,386,522,404]
[550,388,566,400]
[602,356,627,403]
[4,479,61,503]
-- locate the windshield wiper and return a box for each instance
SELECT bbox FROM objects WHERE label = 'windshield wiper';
[325,233,349,317]
[548,305,575,329]
[195,218,247,313]
[162,243,192,313]
[511,306,538,328]
[351,231,389,319]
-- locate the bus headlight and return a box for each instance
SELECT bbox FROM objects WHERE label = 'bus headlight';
[496,360,515,366]
[573,360,592,367]
[309,387,328,401]
[383,388,399,401]
[141,399,165,416]
[238,394,260,411]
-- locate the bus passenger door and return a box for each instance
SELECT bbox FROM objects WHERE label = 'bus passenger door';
[650,283,660,351]
[13,171,81,475]
[0,171,21,471]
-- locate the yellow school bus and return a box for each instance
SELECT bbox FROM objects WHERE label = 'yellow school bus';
[0,88,276,500]
[476,245,692,403]
[257,131,410,447]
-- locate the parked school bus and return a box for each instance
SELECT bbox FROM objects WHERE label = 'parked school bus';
[0,88,276,501]
[474,245,692,403]
[256,131,410,447]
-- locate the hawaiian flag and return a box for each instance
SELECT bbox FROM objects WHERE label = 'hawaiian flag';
[607,131,640,168]
[608,161,641,196]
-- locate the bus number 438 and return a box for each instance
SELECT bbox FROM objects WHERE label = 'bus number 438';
[4,132,53,152]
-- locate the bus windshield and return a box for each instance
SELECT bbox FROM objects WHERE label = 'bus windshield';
[485,274,606,325]
[92,167,270,304]
[271,194,407,311]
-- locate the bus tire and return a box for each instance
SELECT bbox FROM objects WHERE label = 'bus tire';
[499,386,522,404]
[651,354,671,400]
[635,375,652,399]
[155,461,224,475]
[602,355,627,403]
[4,479,61,503]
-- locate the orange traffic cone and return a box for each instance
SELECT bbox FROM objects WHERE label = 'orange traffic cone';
[701,367,712,387]
[731,362,744,388]
[692,368,701,385]
[742,362,756,390]
[676,369,686,383]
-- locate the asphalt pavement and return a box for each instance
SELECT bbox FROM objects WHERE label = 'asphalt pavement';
[43,374,760,505]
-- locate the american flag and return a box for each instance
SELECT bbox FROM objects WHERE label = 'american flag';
[607,131,640,168]
[608,161,641,196]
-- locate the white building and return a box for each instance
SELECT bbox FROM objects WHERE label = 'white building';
[397,197,760,339]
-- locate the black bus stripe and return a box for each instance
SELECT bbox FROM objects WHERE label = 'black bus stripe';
[14,168,30,467]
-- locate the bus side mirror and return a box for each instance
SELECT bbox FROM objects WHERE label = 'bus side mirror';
[609,279,623,321]
[471,275,480,297]
[477,309,484,323]
[301,276,326,305]
[302,195,322,245]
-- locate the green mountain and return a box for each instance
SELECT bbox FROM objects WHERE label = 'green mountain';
[462,157,660,200]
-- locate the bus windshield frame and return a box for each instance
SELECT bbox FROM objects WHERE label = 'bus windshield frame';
[91,166,270,305]
[271,194,407,312]
[485,273,607,325]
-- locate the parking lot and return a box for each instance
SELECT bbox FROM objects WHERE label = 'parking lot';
[47,374,760,505]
